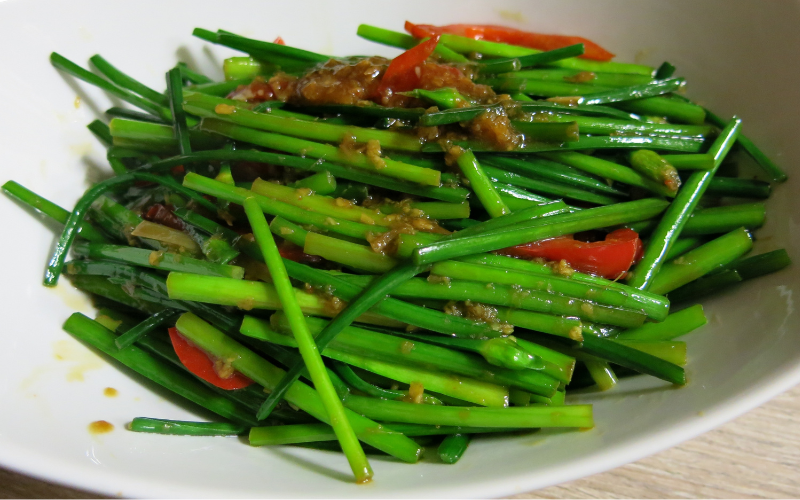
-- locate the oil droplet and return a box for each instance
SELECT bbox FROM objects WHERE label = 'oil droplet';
[49,280,94,313]
[74,96,81,109]
[69,142,93,157]
[497,9,525,22]
[88,420,114,435]
[53,339,104,382]
[104,387,118,398]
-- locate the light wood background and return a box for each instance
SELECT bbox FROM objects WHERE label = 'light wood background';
[2,385,799,499]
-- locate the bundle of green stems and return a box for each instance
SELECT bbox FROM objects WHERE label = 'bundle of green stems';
[3,23,790,484]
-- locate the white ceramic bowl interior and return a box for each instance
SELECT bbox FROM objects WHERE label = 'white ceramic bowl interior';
[0,0,798,497]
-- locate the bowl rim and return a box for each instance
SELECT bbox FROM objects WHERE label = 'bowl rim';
[1,366,799,498]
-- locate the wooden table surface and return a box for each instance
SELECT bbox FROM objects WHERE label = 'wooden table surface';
[2,385,799,499]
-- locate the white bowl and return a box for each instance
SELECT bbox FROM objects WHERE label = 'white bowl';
[0,0,798,497]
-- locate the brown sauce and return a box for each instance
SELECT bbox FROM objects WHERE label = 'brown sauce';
[229,55,526,150]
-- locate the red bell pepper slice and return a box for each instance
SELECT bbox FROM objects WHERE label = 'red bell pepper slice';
[405,21,614,62]
[502,228,643,280]
[375,34,440,99]
[168,327,253,390]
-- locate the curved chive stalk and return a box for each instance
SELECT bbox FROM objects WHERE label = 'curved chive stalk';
[627,117,742,290]
[439,434,471,464]
[413,198,670,265]
[430,260,669,321]
[183,91,424,152]
[72,242,244,279]
[456,149,509,218]
[649,227,753,295]
[482,165,624,205]
[166,67,191,155]
[266,313,559,398]
[479,156,623,196]
[129,418,247,436]
[344,395,594,428]
[1,181,108,243]
[51,52,172,121]
[242,197,371,483]
[256,262,429,418]
[114,309,180,350]
[89,55,167,107]
[174,312,422,464]
[628,150,681,193]
[45,171,200,286]
[63,313,259,426]
[199,119,440,186]
[332,361,443,405]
